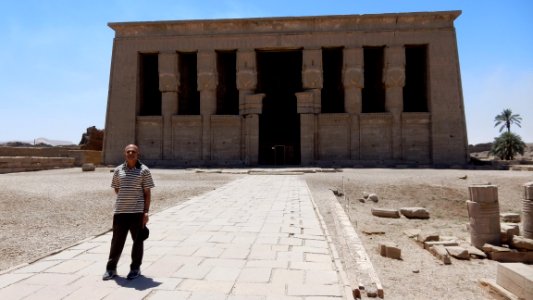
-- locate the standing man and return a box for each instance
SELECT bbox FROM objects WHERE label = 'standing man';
[103,144,155,280]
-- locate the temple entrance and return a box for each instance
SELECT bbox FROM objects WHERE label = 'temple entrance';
[256,50,302,165]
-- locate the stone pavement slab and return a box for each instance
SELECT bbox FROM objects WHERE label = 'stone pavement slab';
[0,175,354,299]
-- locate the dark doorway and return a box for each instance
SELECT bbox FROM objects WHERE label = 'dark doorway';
[256,50,302,165]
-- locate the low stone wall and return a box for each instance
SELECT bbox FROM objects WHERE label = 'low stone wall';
[0,147,102,166]
[0,156,76,174]
[0,147,102,174]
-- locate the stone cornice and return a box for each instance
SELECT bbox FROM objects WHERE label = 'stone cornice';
[109,11,461,38]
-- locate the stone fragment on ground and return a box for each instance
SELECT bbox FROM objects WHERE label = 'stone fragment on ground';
[482,243,511,253]
[379,241,402,260]
[368,193,379,203]
[371,207,400,218]
[466,246,487,258]
[500,212,521,223]
[424,240,459,250]
[400,207,430,219]
[446,246,470,260]
[429,245,451,264]
[417,232,439,243]
[81,163,95,171]
[511,235,533,251]
[330,187,343,196]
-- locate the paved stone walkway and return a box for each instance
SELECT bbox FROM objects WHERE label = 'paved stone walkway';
[0,175,354,300]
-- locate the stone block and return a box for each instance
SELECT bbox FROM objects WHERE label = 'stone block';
[511,235,533,251]
[368,193,379,203]
[424,240,458,250]
[81,163,95,171]
[379,242,401,260]
[417,232,439,243]
[500,212,521,223]
[445,246,469,260]
[468,184,498,203]
[524,182,533,200]
[490,251,533,263]
[466,246,487,259]
[500,223,520,244]
[482,243,511,253]
[496,263,533,300]
[400,207,430,219]
[371,207,400,218]
[429,245,451,264]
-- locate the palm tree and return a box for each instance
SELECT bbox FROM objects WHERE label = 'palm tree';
[490,132,526,160]
[494,109,522,133]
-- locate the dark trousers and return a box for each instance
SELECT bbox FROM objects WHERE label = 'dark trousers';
[106,213,144,271]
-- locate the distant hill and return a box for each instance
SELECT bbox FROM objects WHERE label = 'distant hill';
[0,137,75,147]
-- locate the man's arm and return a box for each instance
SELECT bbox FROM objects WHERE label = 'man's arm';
[143,188,151,225]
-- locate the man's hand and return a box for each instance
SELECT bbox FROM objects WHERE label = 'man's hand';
[143,213,149,225]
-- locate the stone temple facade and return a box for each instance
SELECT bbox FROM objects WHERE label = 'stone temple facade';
[103,11,468,167]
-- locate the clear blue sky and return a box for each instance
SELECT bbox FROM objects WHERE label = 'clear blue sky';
[1,0,532,145]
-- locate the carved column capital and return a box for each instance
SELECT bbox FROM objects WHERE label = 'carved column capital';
[237,49,257,90]
[384,67,405,88]
[343,47,364,89]
[302,49,323,89]
[197,50,217,91]
[383,46,405,88]
[158,52,179,92]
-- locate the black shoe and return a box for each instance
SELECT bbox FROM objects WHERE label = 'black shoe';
[102,270,117,280]
[126,269,140,280]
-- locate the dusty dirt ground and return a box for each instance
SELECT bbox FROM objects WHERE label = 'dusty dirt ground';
[0,168,243,271]
[0,167,531,299]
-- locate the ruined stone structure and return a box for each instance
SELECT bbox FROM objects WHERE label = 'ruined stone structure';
[103,11,468,166]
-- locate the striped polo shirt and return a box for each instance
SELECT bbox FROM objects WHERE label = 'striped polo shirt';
[111,161,155,214]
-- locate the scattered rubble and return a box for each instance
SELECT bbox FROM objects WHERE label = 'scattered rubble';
[371,207,400,218]
[368,193,379,203]
[416,232,439,243]
[445,246,469,260]
[399,207,430,219]
[429,245,451,265]
[379,242,402,260]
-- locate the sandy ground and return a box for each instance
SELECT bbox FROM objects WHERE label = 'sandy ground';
[0,168,243,271]
[305,168,532,300]
[1,167,531,299]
